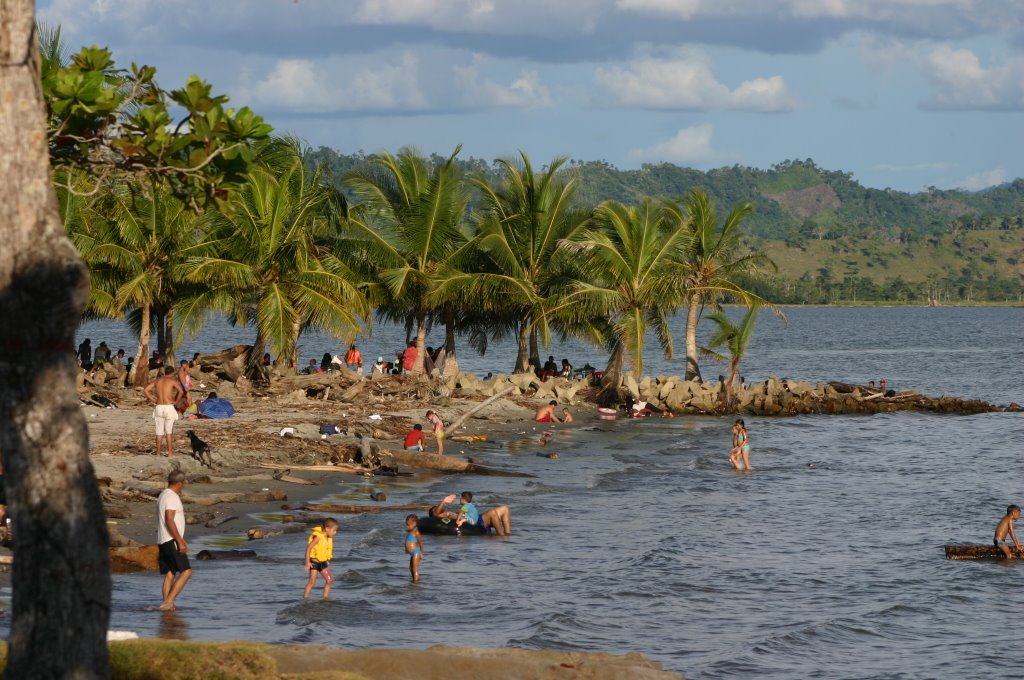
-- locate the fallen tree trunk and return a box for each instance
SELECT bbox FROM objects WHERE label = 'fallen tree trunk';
[196,549,257,560]
[187,490,288,507]
[380,448,531,477]
[300,503,433,514]
[446,387,516,432]
[247,524,307,540]
[259,462,365,475]
[945,544,1024,560]
[205,515,238,528]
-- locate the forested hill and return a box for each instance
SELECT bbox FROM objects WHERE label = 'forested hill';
[308,149,1024,242]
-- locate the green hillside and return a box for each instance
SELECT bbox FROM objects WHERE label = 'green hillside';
[308,148,1024,303]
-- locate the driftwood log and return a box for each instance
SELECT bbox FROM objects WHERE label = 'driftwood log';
[945,544,1024,560]
[446,387,516,432]
[300,503,433,514]
[205,515,238,528]
[187,490,288,507]
[247,524,308,540]
[185,512,216,525]
[196,549,257,560]
[259,462,365,475]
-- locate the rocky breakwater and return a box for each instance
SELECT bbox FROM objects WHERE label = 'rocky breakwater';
[622,374,1019,416]
[450,371,585,403]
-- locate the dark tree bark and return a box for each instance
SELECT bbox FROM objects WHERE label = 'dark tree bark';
[0,2,112,677]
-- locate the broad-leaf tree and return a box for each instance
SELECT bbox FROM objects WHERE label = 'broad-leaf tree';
[0,9,270,675]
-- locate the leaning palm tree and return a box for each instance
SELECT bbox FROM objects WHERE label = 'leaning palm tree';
[343,146,469,373]
[705,302,761,410]
[181,140,368,379]
[559,198,691,384]
[678,188,776,382]
[436,152,591,373]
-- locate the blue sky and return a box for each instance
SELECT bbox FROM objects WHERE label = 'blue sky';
[40,0,1024,192]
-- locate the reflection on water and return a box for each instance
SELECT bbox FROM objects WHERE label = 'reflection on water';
[157,609,189,640]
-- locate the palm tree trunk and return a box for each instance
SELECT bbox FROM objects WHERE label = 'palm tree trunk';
[597,343,625,405]
[155,310,165,360]
[725,358,740,412]
[0,6,112,674]
[684,294,703,382]
[529,326,539,368]
[513,319,531,373]
[412,313,427,373]
[132,303,152,387]
[442,310,459,376]
[163,309,176,366]
[245,327,268,383]
[287,318,301,370]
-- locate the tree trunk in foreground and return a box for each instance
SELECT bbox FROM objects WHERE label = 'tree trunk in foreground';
[684,294,703,382]
[412,313,426,373]
[0,3,112,677]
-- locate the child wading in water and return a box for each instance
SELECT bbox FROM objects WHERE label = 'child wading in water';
[303,518,339,599]
[994,505,1022,559]
[729,419,752,471]
[405,514,424,582]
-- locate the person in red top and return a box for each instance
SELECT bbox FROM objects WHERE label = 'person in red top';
[343,344,363,375]
[402,341,418,374]
[404,424,426,451]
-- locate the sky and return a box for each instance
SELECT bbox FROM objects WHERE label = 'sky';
[39,0,1024,192]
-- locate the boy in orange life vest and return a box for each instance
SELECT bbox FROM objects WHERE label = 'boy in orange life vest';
[303,517,339,599]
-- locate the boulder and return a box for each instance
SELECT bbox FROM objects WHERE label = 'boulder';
[509,373,536,392]
[553,381,583,404]
[657,377,678,400]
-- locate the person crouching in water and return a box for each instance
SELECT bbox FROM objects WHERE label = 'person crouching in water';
[304,518,339,599]
[405,515,424,582]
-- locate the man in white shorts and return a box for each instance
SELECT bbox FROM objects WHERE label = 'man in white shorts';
[144,366,182,457]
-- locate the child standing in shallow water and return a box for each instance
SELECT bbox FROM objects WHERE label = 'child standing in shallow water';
[404,515,424,582]
[304,518,339,599]
[729,419,752,471]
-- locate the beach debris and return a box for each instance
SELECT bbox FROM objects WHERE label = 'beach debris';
[369,491,387,502]
[537,452,559,459]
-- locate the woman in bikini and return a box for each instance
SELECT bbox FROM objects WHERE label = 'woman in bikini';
[729,418,752,471]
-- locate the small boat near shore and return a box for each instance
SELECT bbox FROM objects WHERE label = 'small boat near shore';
[417,515,489,536]
[944,545,1024,560]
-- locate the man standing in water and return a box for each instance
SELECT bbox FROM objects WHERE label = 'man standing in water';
[157,471,191,610]
[144,366,182,457]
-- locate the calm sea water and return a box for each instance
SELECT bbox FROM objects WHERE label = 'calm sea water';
[30,309,1024,676]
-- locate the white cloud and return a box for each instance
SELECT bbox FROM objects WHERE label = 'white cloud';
[595,52,796,112]
[355,0,498,26]
[244,54,428,113]
[955,166,1007,191]
[615,0,700,19]
[453,62,551,108]
[921,47,1024,110]
[627,124,716,164]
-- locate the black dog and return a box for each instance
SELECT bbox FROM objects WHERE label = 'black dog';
[185,430,214,468]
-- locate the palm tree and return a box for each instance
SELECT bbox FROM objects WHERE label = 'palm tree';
[559,198,691,384]
[67,178,202,385]
[705,302,761,410]
[180,140,368,379]
[436,152,591,373]
[343,146,469,373]
[679,188,776,382]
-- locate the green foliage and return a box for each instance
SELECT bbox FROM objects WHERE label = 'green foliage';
[40,30,272,207]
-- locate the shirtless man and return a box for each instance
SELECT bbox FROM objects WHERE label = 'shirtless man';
[994,505,1022,559]
[534,400,561,423]
[144,366,182,457]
